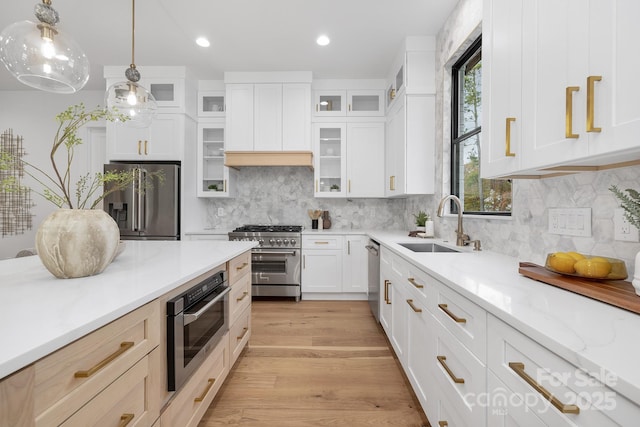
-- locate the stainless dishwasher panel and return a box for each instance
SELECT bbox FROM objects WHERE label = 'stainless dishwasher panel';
[366,239,380,322]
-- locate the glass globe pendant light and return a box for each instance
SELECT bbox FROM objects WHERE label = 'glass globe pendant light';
[105,0,156,128]
[0,0,90,93]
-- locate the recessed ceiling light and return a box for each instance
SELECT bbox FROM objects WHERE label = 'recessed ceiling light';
[196,37,210,48]
[316,35,330,46]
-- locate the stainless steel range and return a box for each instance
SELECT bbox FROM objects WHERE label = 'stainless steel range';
[228,225,302,301]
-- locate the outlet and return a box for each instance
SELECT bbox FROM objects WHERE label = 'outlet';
[548,208,592,237]
[614,208,639,242]
[217,207,225,217]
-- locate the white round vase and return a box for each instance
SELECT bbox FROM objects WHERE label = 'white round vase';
[633,251,640,296]
[35,209,120,279]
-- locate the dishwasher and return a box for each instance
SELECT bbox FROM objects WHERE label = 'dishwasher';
[365,239,380,322]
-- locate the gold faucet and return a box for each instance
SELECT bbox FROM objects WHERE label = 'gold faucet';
[437,195,470,247]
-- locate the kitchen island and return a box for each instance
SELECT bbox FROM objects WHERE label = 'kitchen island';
[0,239,256,380]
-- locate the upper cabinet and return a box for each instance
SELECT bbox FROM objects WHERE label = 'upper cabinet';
[482,0,640,179]
[198,91,225,117]
[313,90,385,117]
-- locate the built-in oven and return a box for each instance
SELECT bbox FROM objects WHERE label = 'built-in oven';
[166,269,229,391]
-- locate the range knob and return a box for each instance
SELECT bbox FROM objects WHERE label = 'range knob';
[258,239,264,246]
[283,239,289,245]
[269,239,275,245]
[276,239,283,245]
[290,239,297,246]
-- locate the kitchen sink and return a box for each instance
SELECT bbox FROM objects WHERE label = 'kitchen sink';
[398,243,460,253]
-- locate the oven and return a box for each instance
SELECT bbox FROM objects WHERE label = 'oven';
[166,269,229,391]
[229,225,302,301]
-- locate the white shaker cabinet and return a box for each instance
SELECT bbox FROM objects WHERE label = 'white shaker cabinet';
[254,83,283,151]
[106,114,184,161]
[282,84,312,150]
[313,90,384,117]
[225,84,254,151]
[342,235,368,293]
[301,235,343,294]
[196,121,236,198]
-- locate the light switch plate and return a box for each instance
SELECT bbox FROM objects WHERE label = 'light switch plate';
[548,208,592,237]
[614,208,639,242]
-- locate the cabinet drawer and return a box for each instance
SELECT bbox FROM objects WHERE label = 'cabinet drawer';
[34,301,160,426]
[229,272,251,324]
[404,261,436,306]
[302,235,343,249]
[434,283,487,364]
[487,370,547,427]
[60,349,160,427]
[161,333,229,427]
[228,251,251,284]
[488,315,639,426]
[230,305,251,368]
[430,319,486,427]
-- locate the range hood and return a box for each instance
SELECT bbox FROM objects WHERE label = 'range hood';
[224,151,314,170]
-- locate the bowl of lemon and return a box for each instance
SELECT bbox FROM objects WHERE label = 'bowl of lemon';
[545,252,628,280]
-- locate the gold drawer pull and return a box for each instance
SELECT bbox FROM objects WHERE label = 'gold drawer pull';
[438,422,448,427]
[384,280,391,304]
[509,362,580,414]
[194,378,216,402]
[586,75,602,133]
[438,303,467,324]
[505,117,516,157]
[137,140,142,155]
[565,86,580,138]
[236,262,249,270]
[389,175,395,191]
[407,277,423,289]
[437,355,464,384]
[144,140,148,155]
[237,327,249,341]
[315,241,330,245]
[406,299,422,313]
[236,291,249,302]
[74,341,134,378]
[118,414,134,427]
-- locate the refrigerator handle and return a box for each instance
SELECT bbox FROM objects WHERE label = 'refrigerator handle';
[138,168,146,231]
[131,168,138,231]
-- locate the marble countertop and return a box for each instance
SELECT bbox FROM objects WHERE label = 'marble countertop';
[0,240,257,380]
[369,231,640,404]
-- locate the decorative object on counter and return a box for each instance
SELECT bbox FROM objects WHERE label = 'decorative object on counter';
[0,0,89,93]
[0,129,34,237]
[208,184,219,191]
[330,184,340,192]
[307,209,322,230]
[545,251,627,280]
[609,185,640,295]
[0,104,163,278]
[322,210,331,229]
[413,210,430,232]
[104,0,157,128]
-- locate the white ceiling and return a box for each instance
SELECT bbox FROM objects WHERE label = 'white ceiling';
[0,0,459,91]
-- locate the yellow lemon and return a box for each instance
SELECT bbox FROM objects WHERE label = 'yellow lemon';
[574,258,612,278]
[566,251,586,262]
[547,252,576,273]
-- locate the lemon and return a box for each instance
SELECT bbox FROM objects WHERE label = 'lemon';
[547,252,576,273]
[574,258,612,278]
[566,251,586,262]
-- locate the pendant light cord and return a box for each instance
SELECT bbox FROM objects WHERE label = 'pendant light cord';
[130,0,136,67]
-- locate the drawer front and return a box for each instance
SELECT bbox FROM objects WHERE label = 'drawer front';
[229,272,251,324]
[35,300,160,426]
[434,283,487,364]
[487,370,547,427]
[60,350,160,427]
[161,333,229,427]
[431,319,486,427]
[228,251,251,284]
[488,315,639,426]
[404,262,436,307]
[302,235,343,249]
[230,305,251,368]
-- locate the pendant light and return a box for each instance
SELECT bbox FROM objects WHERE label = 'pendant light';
[0,0,90,93]
[105,0,157,128]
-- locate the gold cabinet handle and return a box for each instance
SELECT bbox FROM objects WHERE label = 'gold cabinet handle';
[407,277,423,289]
[565,86,580,138]
[315,179,318,192]
[224,179,227,192]
[509,362,580,414]
[315,241,329,245]
[348,103,351,112]
[437,355,465,384]
[389,175,395,191]
[316,104,319,112]
[74,341,134,378]
[236,291,249,302]
[347,240,351,255]
[505,117,516,157]
[406,299,422,313]
[384,279,391,304]
[348,179,351,193]
[194,378,216,402]
[237,327,249,341]
[236,262,249,271]
[438,303,467,324]
[144,140,148,155]
[586,75,602,133]
[438,422,448,427]
[303,254,305,269]
[137,140,142,155]
[118,414,134,427]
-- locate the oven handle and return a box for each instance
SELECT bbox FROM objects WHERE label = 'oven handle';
[252,250,297,256]
[183,286,231,326]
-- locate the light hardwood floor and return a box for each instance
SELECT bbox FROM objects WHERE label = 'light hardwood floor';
[198,300,430,427]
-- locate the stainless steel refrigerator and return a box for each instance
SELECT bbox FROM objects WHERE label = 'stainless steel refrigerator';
[103,162,180,240]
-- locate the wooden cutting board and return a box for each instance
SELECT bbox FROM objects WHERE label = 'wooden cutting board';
[518,262,640,315]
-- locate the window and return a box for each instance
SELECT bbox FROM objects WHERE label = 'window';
[451,37,511,215]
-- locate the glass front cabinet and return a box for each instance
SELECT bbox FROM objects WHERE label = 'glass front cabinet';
[197,122,234,197]
[198,90,225,117]
[313,90,384,117]
[314,123,346,197]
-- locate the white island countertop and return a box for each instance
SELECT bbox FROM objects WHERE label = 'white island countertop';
[369,231,640,405]
[0,240,257,380]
